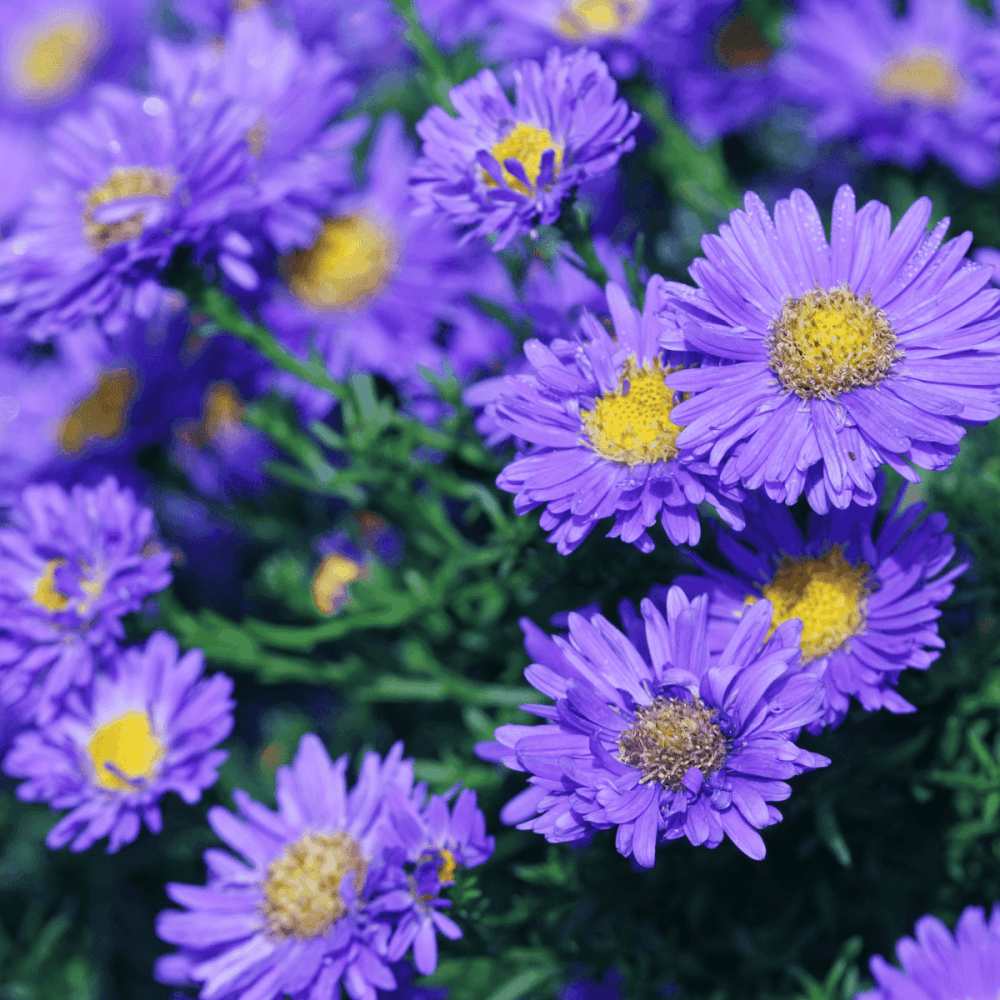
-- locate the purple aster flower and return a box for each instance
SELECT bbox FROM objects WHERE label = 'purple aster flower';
[174,0,408,83]
[155,734,426,1000]
[386,787,494,975]
[660,184,1000,513]
[482,0,700,80]
[858,904,1000,1000]
[0,0,152,119]
[0,476,173,723]
[475,586,829,865]
[775,0,1000,186]
[664,5,780,143]
[493,277,744,555]
[0,78,257,343]
[672,477,966,731]
[2,631,234,853]
[411,48,639,249]
[262,114,514,407]
[150,7,366,279]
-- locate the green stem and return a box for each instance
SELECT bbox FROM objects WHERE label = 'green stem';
[386,0,456,112]
[557,201,611,290]
[629,84,741,225]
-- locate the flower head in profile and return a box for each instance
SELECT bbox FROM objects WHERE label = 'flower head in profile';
[0,477,173,722]
[155,734,432,1000]
[673,477,966,731]
[494,278,744,555]
[661,184,1000,513]
[476,587,829,865]
[411,48,639,248]
[387,787,494,976]
[775,0,1000,185]
[3,631,234,853]
[858,904,1000,1000]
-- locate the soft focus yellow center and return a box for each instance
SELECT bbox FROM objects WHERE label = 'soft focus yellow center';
[745,545,870,663]
[617,696,728,790]
[281,216,397,311]
[483,123,564,196]
[13,13,101,101]
[768,283,902,400]
[179,382,245,449]
[555,0,644,39]
[82,167,177,252]
[581,357,685,466]
[33,559,69,612]
[875,51,963,105]
[86,710,163,792]
[437,848,458,885]
[261,831,367,940]
[312,554,365,616]
[58,368,138,455]
[246,118,268,157]
[714,14,773,70]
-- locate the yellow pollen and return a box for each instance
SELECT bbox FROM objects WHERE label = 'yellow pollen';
[260,831,367,940]
[32,559,69,612]
[312,554,366,616]
[437,848,458,885]
[13,13,101,102]
[58,368,138,455]
[581,356,685,466]
[281,215,397,311]
[82,167,177,252]
[617,696,729,790]
[483,123,563,196]
[875,51,963,105]
[745,544,871,663]
[714,14,773,70]
[554,0,644,39]
[767,282,902,400]
[86,710,163,792]
[179,382,245,449]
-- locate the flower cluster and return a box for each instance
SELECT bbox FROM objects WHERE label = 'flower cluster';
[155,733,493,1000]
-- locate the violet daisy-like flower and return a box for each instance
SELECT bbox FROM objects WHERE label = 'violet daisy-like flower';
[858,904,1000,1000]
[494,277,744,555]
[475,587,829,864]
[775,0,1000,186]
[411,48,639,249]
[386,787,494,976]
[150,7,366,282]
[482,0,699,80]
[155,734,426,1000]
[0,78,257,343]
[0,476,173,723]
[262,113,514,406]
[2,631,234,853]
[660,184,1000,513]
[673,477,966,731]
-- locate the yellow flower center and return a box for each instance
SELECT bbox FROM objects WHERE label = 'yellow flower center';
[179,382,245,449]
[311,554,365,616]
[436,848,458,885]
[32,559,69,612]
[82,167,177,252]
[581,357,685,466]
[12,12,102,102]
[767,283,902,400]
[86,710,164,792]
[714,14,773,70]
[281,216,397,312]
[745,544,871,663]
[554,0,644,39]
[260,831,367,940]
[617,696,729,789]
[875,51,963,105]
[58,368,138,455]
[483,123,564,196]
[246,118,267,158]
